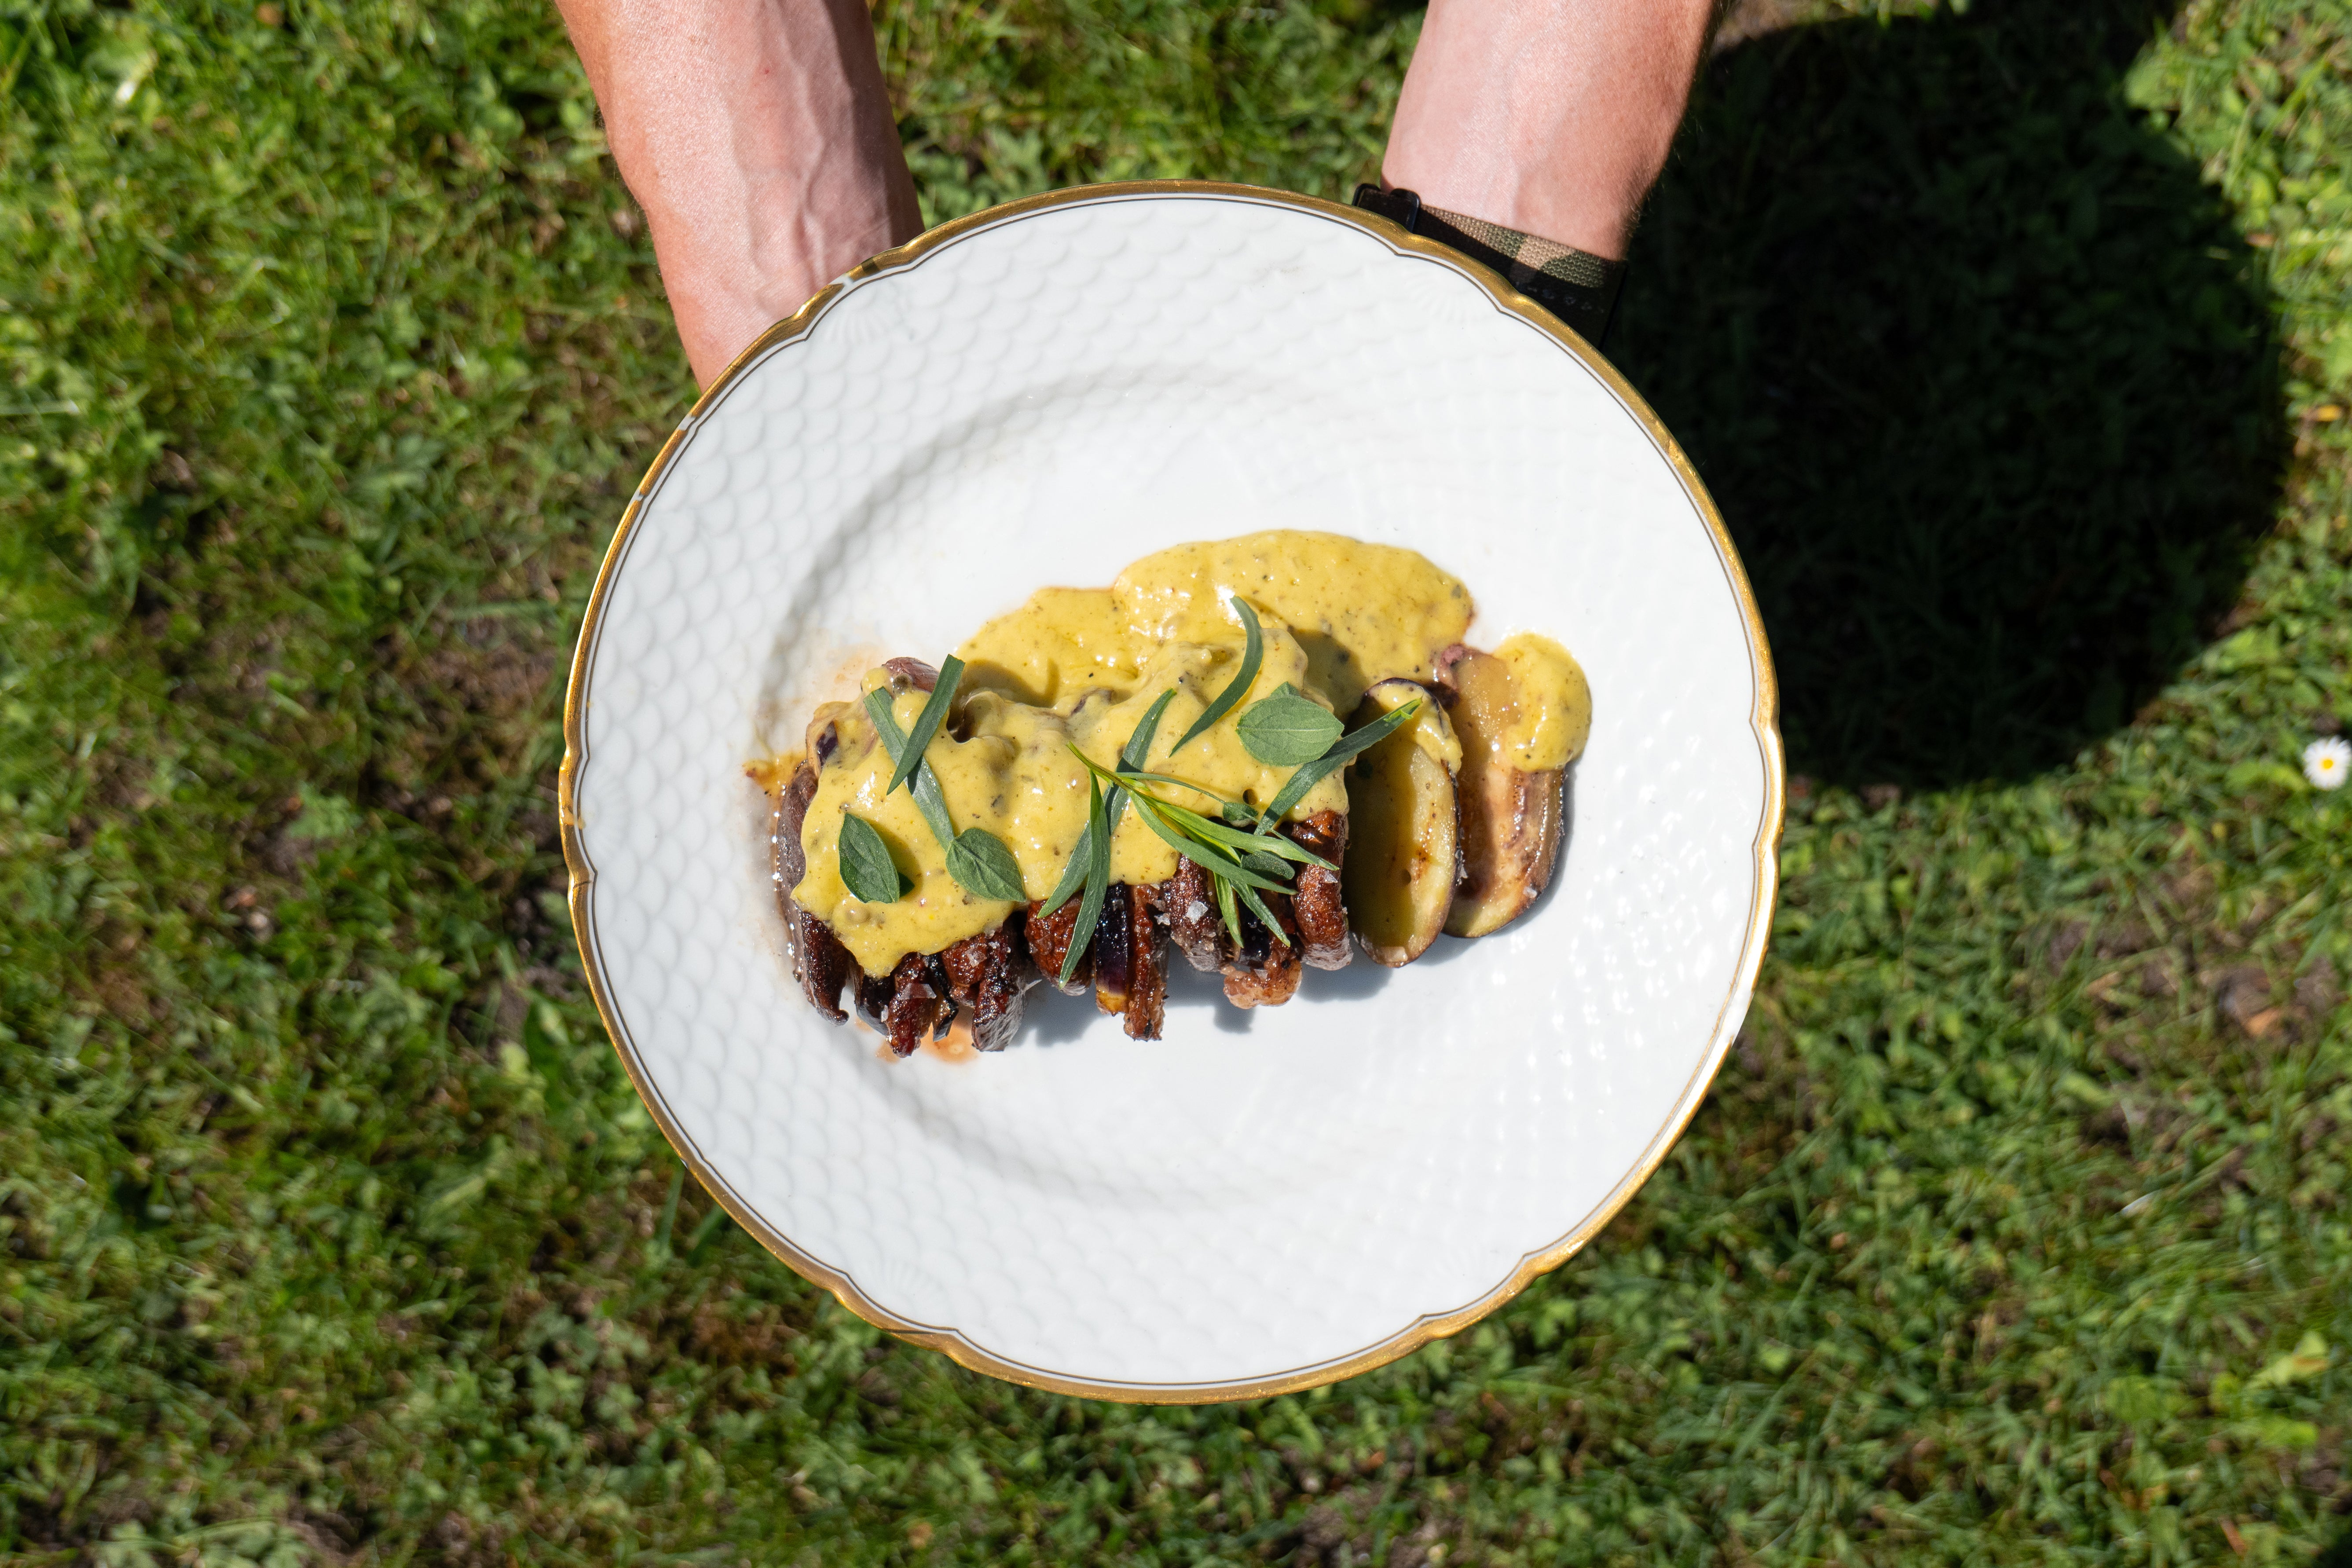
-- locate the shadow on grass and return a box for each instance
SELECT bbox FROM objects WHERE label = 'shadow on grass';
[1613,0,2285,788]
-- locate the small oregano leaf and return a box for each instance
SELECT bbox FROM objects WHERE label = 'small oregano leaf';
[1260,695,1422,824]
[1236,689,1342,766]
[945,827,1027,902]
[836,812,905,904]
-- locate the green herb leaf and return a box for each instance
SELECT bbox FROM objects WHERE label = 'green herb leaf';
[863,687,956,847]
[1094,687,1177,846]
[1235,881,1292,947]
[1124,793,1295,894]
[1169,596,1263,754]
[888,656,964,797]
[1259,696,1423,825]
[1147,797,1330,871]
[1038,830,1092,916]
[836,811,906,904]
[1121,689,1177,771]
[945,827,1026,902]
[1061,776,1113,985]
[1315,694,1424,768]
[1238,848,1293,879]
[1106,766,1244,803]
[1220,801,1259,828]
[1215,876,1242,947]
[1066,746,1328,874]
[1236,688,1343,766]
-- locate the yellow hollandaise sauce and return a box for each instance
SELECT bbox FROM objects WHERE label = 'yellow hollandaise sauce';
[791,531,1503,975]
[1491,633,1593,770]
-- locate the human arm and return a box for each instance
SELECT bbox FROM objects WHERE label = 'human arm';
[555,0,922,387]
[1381,0,1717,262]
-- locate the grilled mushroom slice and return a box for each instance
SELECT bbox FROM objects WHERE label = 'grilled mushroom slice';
[1341,679,1462,967]
[1436,645,1567,940]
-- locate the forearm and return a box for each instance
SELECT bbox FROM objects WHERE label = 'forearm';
[557,0,921,386]
[1383,0,1715,260]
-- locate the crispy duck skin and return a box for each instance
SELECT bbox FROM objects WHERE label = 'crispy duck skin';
[776,759,853,1022]
[1024,898,1093,994]
[940,917,1030,1051]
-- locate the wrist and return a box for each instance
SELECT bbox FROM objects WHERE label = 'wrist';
[1381,0,1713,264]
[1374,154,1648,262]
[559,0,919,387]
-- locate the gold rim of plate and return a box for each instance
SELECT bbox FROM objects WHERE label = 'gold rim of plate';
[558,180,1786,1406]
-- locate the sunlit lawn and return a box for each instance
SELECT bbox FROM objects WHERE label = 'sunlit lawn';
[3,0,2349,1562]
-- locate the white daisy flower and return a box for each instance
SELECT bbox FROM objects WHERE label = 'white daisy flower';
[2305,736,2351,791]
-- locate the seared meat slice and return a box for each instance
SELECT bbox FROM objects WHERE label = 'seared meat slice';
[1089,884,1169,1040]
[776,759,852,1021]
[854,966,896,1031]
[941,917,1031,1051]
[1122,885,1167,1039]
[1286,810,1351,972]
[858,952,954,1058]
[1164,857,1227,973]
[1092,888,1133,1014]
[1222,892,1304,1009]
[1025,898,1093,994]
[881,656,939,692]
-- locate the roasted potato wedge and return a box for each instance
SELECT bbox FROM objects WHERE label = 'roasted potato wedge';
[1341,679,1462,967]
[1438,646,1567,939]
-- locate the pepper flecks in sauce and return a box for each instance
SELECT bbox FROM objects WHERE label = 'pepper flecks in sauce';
[788,531,1580,976]
[1491,633,1593,770]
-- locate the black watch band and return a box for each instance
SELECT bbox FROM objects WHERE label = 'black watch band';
[1351,184,1625,350]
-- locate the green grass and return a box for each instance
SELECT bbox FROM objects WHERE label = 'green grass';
[4,0,2351,1562]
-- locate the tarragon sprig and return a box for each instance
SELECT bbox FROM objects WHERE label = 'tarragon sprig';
[1050,686,1423,954]
[1168,596,1264,755]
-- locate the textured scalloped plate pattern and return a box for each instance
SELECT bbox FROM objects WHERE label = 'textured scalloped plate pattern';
[562,183,1781,1403]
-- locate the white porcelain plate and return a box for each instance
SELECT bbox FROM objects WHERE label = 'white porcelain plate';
[562,183,1782,1402]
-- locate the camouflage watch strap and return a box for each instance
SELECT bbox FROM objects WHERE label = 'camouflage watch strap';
[1351,184,1626,350]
